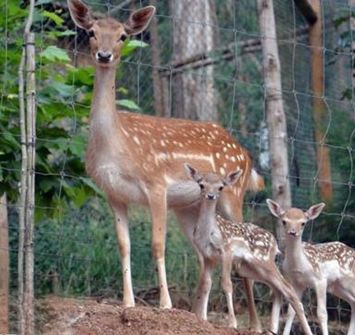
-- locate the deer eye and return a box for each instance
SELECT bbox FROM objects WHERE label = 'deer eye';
[282,220,287,226]
[218,186,224,191]
[199,184,204,190]
[301,222,306,227]
[119,34,127,42]
[88,30,96,39]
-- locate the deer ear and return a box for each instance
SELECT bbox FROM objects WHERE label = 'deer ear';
[124,6,155,35]
[305,203,325,220]
[184,163,202,183]
[266,199,285,218]
[68,0,94,31]
[224,169,243,186]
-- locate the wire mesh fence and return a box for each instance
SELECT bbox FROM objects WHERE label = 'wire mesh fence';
[0,0,354,334]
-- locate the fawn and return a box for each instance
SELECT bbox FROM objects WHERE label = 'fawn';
[267,199,355,335]
[185,164,312,334]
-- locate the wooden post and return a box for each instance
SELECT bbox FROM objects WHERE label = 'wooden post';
[0,194,9,334]
[23,31,36,335]
[309,0,333,202]
[257,0,291,249]
[18,1,36,334]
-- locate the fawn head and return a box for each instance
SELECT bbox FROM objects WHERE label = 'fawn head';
[184,164,242,201]
[68,0,155,67]
[266,199,325,238]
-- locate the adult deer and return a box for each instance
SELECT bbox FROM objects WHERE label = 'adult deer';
[267,199,355,335]
[67,0,264,325]
[184,165,312,334]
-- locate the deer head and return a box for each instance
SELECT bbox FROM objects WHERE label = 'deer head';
[67,0,155,67]
[266,199,325,238]
[184,164,242,201]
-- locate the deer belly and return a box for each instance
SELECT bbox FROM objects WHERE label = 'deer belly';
[166,180,201,208]
[92,163,146,204]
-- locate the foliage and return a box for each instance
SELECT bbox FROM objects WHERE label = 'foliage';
[0,1,146,219]
[32,199,198,297]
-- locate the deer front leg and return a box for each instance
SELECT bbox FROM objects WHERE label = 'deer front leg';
[243,278,261,331]
[148,188,172,309]
[222,253,237,328]
[192,257,214,320]
[220,194,261,332]
[315,281,328,335]
[280,284,308,335]
[111,202,134,307]
[270,289,283,334]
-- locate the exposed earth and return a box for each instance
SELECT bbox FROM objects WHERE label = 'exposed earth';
[37,296,265,335]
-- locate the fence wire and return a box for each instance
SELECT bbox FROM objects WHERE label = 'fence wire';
[0,0,354,334]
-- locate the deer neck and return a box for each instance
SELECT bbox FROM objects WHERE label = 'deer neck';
[194,200,219,245]
[284,235,308,268]
[90,66,118,138]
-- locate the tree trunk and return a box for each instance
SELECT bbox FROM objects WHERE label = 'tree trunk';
[170,0,218,121]
[150,0,164,117]
[0,194,9,334]
[309,0,333,202]
[257,0,291,249]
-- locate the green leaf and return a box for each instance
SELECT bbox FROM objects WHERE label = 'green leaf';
[80,177,105,197]
[121,40,148,57]
[40,46,71,63]
[117,99,141,111]
[41,10,64,26]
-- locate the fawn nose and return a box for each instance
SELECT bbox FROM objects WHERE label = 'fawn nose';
[207,194,216,200]
[96,51,113,63]
[288,229,297,237]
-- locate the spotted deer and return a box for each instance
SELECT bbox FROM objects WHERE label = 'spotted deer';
[267,199,355,335]
[67,0,264,325]
[185,164,312,334]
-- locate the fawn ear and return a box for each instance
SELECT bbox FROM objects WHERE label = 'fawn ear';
[266,199,285,218]
[305,203,325,220]
[184,163,203,183]
[68,0,94,30]
[224,169,243,186]
[124,6,155,35]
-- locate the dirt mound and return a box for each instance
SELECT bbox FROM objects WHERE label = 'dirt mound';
[37,296,263,335]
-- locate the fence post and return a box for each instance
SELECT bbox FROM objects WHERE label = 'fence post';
[0,194,9,334]
[309,0,333,202]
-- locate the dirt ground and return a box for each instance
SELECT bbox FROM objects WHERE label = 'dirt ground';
[37,296,264,335]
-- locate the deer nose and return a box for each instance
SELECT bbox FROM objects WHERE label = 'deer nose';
[288,230,297,237]
[96,51,113,63]
[207,194,216,200]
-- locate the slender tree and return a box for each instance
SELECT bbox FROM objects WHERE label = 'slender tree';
[257,0,291,249]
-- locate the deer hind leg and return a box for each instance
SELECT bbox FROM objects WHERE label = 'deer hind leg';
[111,202,134,307]
[218,191,261,332]
[263,268,311,335]
[331,278,355,335]
[148,188,172,309]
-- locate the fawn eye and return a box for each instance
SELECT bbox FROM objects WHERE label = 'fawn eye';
[218,186,224,191]
[119,34,127,42]
[88,30,96,39]
[282,220,287,226]
[199,184,204,190]
[301,222,306,227]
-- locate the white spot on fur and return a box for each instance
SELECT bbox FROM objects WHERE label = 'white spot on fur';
[133,136,140,145]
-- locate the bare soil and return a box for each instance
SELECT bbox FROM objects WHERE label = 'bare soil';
[37,296,264,335]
